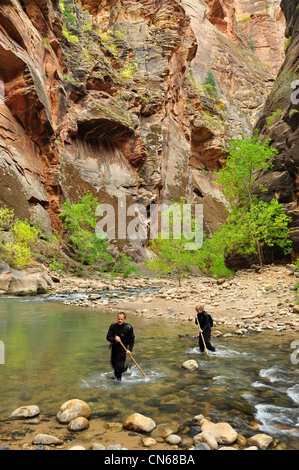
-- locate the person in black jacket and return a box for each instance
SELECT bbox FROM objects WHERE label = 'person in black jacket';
[106,312,135,380]
[194,304,215,353]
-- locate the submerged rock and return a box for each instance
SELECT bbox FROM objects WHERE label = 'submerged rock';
[182,360,198,370]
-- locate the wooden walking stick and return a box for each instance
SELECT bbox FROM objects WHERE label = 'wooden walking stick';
[118,339,147,377]
[200,331,210,357]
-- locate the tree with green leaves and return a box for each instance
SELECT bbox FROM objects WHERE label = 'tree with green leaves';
[214,134,291,266]
[204,69,218,98]
[59,192,114,267]
[145,198,203,286]
[0,206,40,268]
[59,192,137,277]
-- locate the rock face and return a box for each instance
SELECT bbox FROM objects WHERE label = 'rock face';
[0,263,53,295]
[255,0,299,254]
[0,0,287,253]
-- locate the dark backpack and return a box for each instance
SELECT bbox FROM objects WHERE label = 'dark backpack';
[208,314,213,327]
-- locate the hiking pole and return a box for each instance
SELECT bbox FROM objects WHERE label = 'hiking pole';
[200,331,210,357]
[118,339,147,377]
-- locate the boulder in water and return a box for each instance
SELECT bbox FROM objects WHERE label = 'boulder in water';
[56,399,91,424]
[247,433,273,449]
[9,405,40,419]
[182,359,198,370]
[124,413,156,433]
[199,419,238,445]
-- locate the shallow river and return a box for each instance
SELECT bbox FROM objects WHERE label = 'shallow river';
[0,296,298,449]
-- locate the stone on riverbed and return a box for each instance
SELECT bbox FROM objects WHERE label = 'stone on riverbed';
[56,399,91,424]
[247,433,273,449]
[193,431,218,450]
[32,434,63,446]
[182,360,198,370]
[68,416,89,432]
[166,434,181,445]
[9,405,40,420]
[142,437,157,447]
[124,413,156,433]
[197,419,238,446]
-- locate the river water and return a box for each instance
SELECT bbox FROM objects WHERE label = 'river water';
[0,296,298,449]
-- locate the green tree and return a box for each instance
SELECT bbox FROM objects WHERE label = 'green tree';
[216,133,278,209]
[59,192,114,267]
[0,206,40,267]
[59,193,137,275]
[213,134,291,266]
[223,200,291,266]
[204,69,218,98]
[145,199,202,286]
[196,228,234,279]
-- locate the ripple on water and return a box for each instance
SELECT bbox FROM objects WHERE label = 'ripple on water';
[186,345,249,359]
[80,365,167,391]
[259,365,297,384]
[287,384,299,405]
[255,403,299,438]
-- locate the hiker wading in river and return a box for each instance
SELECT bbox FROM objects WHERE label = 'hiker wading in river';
[195,304,216,353]
[106,312,135,381]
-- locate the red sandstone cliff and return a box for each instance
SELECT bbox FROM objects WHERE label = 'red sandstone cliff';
[0,0,288,257]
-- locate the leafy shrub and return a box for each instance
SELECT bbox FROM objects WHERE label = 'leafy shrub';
[0,207,40,268]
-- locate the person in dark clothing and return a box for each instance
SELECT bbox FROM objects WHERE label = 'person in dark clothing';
[195,304,215,353]
[106,312,135,380]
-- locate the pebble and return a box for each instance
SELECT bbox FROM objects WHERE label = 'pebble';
[92,443,106,450]
[193,443,211,450]
[166,434,181,445]
[142,437,157,447]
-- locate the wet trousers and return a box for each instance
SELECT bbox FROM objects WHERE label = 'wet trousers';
[199,328,215,352]
[111,350,127,380]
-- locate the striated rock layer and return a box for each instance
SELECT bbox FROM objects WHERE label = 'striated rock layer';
[0,0,287,257]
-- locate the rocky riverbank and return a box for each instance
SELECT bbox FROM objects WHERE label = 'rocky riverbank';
[0,400,286,451]
[50,264,299,337]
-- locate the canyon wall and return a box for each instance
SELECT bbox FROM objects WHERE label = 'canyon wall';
[0,0,288,258]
